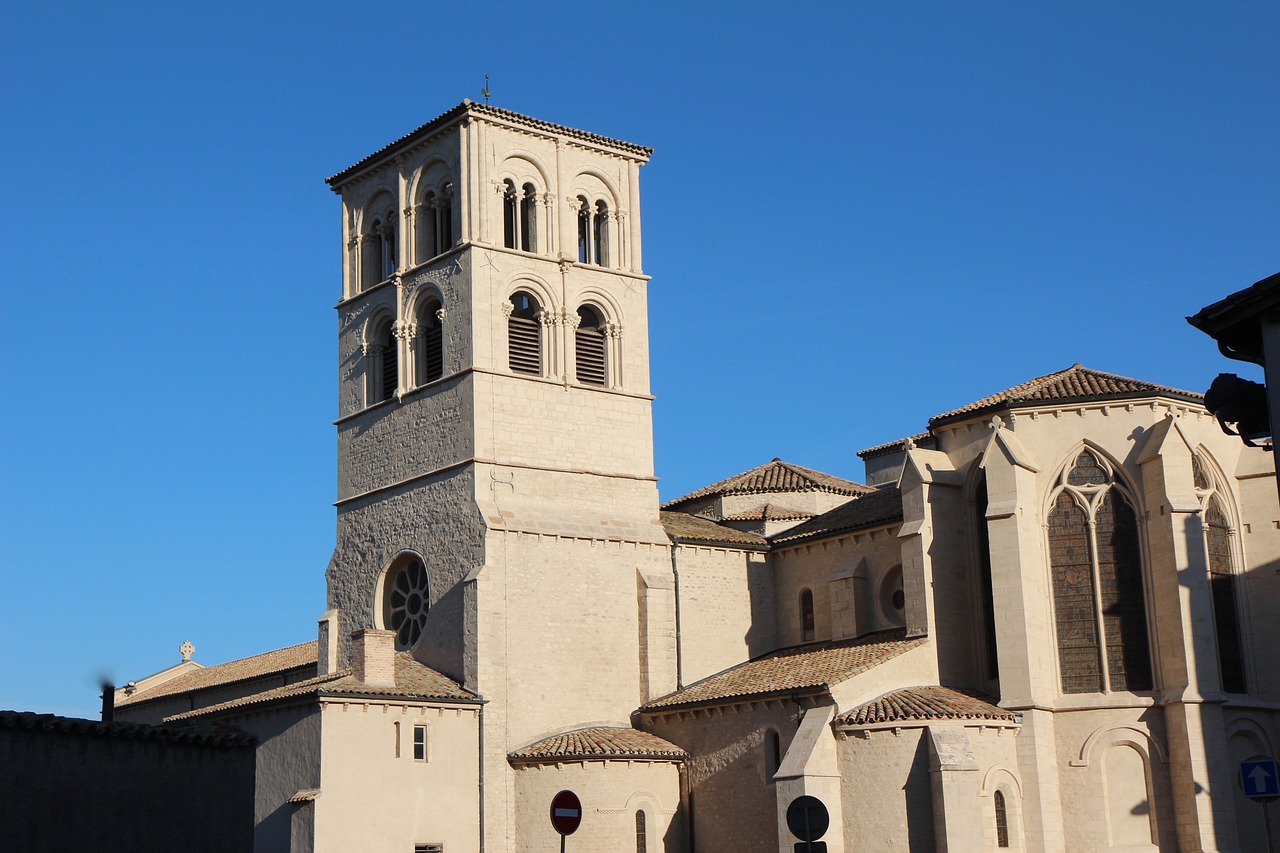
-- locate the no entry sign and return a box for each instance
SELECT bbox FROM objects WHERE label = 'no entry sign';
[550,789,583,835]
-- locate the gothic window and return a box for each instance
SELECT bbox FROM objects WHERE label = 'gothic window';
[800,588,815,642]
[382,555,430,649]
[1195,455,1247,693]
[994,790,1009,848]
[508,291,542,375]
[1048,450,1152,694]
[575,306,607,386]
[635,810,647,853]
[415,298,444,385]
[367,318,398,406]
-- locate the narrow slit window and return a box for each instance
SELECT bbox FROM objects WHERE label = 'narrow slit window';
[994,790,1009,847]
[520,183,537,253]
[800,588,815,642]
[577,196,590,263]
[635,810,647,853]
[502,181,517,249]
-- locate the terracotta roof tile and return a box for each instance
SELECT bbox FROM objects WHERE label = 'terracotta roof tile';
[328,101,652,187]
[857,433,936,460]
[0,710,257,747]
[166,653,476,721]
[660,511,768,547]
[770,487,903,546]
[931,364,1202,425]
[721,504,816,523]
[642,629,922,711]
[835,686,1017,726]
[509,727,686,762]
[118,641,318,707]
[664,459,872,509]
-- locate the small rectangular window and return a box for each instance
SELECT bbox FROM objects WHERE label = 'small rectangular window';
[415,845,443,853]
[413,724,428,761]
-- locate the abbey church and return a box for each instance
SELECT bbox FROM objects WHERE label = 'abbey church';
[112,102,1280,853]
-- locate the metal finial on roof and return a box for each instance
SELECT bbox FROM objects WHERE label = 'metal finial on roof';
[481,74,491,104]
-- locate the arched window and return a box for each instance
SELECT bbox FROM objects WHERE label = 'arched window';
[594,200,609,266]
[419,192,439,260]
[1196,455,1246,693]
[363,213,396,290]
[367,318,398,405]
[994,790,1010,847]
[575,306,607,386]
[382,555,430,649]
[438,184,454,250]
[508,291,542,375]
[521,183,537,252]
[577,195,591,263]
[502,181,518,249]
[634,810,647,853]
[1047,450,1152,693]
[416,298,444,385]
[800,588,815,642]
[765,728,782,781]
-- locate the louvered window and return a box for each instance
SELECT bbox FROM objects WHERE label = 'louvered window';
[575,306,606,386]
[380,341,398,402]
[1048,451,1152,694]
[418,301,444,385]
[508,291,542,375]
[1206,498,1246,693]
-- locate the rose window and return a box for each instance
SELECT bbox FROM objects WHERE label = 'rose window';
[383,558,430,648]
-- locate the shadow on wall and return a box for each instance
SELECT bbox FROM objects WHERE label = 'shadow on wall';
[904,731,935,853]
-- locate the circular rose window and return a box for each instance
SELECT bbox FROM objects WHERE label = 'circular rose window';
[383,557,430,648]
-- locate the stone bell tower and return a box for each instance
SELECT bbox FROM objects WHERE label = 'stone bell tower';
[322,103,676,786]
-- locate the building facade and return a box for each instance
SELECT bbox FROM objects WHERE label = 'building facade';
[113,103,1280,853]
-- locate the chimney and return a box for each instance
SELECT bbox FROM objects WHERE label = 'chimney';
[101,681,115,723]
[351,629,397,687]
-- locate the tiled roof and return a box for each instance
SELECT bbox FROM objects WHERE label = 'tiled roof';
[664,459,872,508]
[660,511,768,547]
[835,686,1017,726]
[721,504,816,522]
[642,629,923,711]
[118,641,318,707]
[509,727,686,762]
[166,653,477,721]
[931,364,1202,425]
[328,100,653,186]
[857,433,936,460]
[770,487,903,546]
[0,710,256,747]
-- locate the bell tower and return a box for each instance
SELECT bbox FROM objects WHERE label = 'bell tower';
[323,103,674,793]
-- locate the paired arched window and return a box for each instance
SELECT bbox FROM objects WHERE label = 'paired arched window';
[575,306,607,385]
[367,318,398,405]
[508,291,542,375]
[416,297,444,386]
[503,180,539,253]
[1047,450,1152,693]
[577,196,611,266]
[382,554,430,649]
[1194,455,1247,693]
[800,588,815,642]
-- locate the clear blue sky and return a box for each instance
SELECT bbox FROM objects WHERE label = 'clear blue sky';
[2,2,1276,717]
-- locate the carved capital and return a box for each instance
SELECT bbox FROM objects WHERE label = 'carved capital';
[612,210,626,223]
[501,300,515,318]
[393,320,418,340]
[541,192,555,207]
[563,310,581,330]
[362,342,384,357]
[536,310,554,328]
[558,258,575,276]
[435,307,447,322]
[604,322,623,339]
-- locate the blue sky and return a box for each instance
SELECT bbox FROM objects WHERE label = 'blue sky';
[1,2,1276,717]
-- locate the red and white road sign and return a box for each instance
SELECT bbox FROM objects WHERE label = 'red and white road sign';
[550,789,582,835]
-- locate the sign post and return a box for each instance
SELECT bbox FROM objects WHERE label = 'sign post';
[1240,757,1279,853]
[550,789,582,853]
[785,795,830,853]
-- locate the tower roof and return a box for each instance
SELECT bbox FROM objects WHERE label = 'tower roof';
[327,100,653,189]
[929,364,1202,426]
[663,459,871,509]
